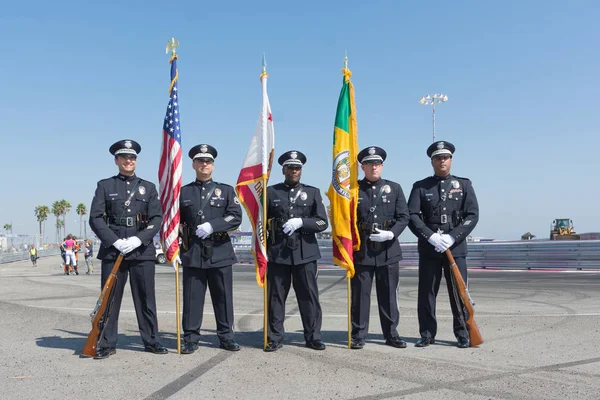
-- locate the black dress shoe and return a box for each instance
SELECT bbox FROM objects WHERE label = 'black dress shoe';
[350,339,365,350]
[305,340,326,351]
[181,342,199,354]
[94,347,116,359]
[219,339,241,351]
[386,337,407,349]
[264,341,283,352]
[457,337,470,348]
[415,337,435,347]
[144,343,168,354]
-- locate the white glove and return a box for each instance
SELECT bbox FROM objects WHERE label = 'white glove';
[427,233,444,251]
[441,234,455,249]
[121,236,142,254]
[113,239,128,253]
[369,228,394,242]
[434,242,447,253]
[282,218,303,235]
[171,255,182,270]
[195,222,214,239]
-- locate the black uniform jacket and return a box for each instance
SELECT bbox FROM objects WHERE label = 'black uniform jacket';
[407,175,479,257]
[267,182,329,265]
[89,174,162,261]
[179,179,242,269]
[355,178,410,266]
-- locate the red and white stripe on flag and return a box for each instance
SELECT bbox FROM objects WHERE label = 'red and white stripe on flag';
[159,56,183,268]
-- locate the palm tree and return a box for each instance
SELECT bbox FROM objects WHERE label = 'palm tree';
[76,203,87,238]
[60,200,72,237]
[34,206,50,245]
[51,201,65,242]
[58,219,64,239]
[3,223,13,249]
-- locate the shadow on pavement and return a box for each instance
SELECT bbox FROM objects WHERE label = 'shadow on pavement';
[35,329,178,356]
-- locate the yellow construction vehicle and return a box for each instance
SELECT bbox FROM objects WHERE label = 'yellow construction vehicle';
[550,218,580,240]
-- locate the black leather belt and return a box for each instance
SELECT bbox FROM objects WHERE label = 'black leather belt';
[193,232,230,240]
[110,217,136,227]
[427,214,448,224]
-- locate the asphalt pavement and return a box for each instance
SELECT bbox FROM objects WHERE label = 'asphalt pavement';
[1,255,599,399]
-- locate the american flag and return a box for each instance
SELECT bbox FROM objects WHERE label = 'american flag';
[158,55,182,267]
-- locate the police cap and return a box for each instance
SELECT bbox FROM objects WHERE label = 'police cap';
[109,139,141,157]
[357,146,386,164]
[189,144,218,161]
[278,150,306,168]
[427,141,455,158]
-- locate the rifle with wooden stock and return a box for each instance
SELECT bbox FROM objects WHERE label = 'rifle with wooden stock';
[81,254,124,357]
[445,249,483,347]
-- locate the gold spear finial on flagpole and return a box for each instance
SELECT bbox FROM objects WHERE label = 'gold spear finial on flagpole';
[342,50,351,82]
[260,53,268,80]
[166,37,180,57]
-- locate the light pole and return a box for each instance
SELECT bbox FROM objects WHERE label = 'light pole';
[419,94,448,142]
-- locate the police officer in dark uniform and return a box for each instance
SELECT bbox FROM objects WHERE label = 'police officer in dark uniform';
[176,144,242,354]
[264,150,329,352]
[407,141,479,348]
[89,139,167,359]
[350,146,410,350]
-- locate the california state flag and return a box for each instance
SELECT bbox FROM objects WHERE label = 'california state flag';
[235,71,275,287]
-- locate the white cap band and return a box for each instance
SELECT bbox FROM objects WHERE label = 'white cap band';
[361,155,384,163]
[193,153,215,160]
[115,148,138,156]
[283,159,303,166]
[431,149,452,158]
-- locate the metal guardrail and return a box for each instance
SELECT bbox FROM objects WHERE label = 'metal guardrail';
[3,240,598,270]
[0,248,61,264]
[233,240,600,270]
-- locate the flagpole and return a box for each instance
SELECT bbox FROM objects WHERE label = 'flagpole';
[166,37,182,355]
[261,55,269,350]
[344,51,352,349]
[175,259,181,354]
[262,177,268,349]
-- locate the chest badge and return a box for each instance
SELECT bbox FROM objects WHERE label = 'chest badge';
[138,186,146,195]
[300,192,307,201]
[383,185,391,194]
[451,180,460,189]
[214,188,222,198]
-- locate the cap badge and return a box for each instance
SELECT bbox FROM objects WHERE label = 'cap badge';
[124,140,132,149]
[437,142,444,149]
[200,144,208,153]
[368,147,376,155]
[290,151,298,159]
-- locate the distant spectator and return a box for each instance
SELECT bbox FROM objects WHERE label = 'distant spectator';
[84,239,94,274]
[61,234,77,275]
[29,245,38,267]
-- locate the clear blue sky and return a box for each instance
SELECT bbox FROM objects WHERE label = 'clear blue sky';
[1,0,598,242]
